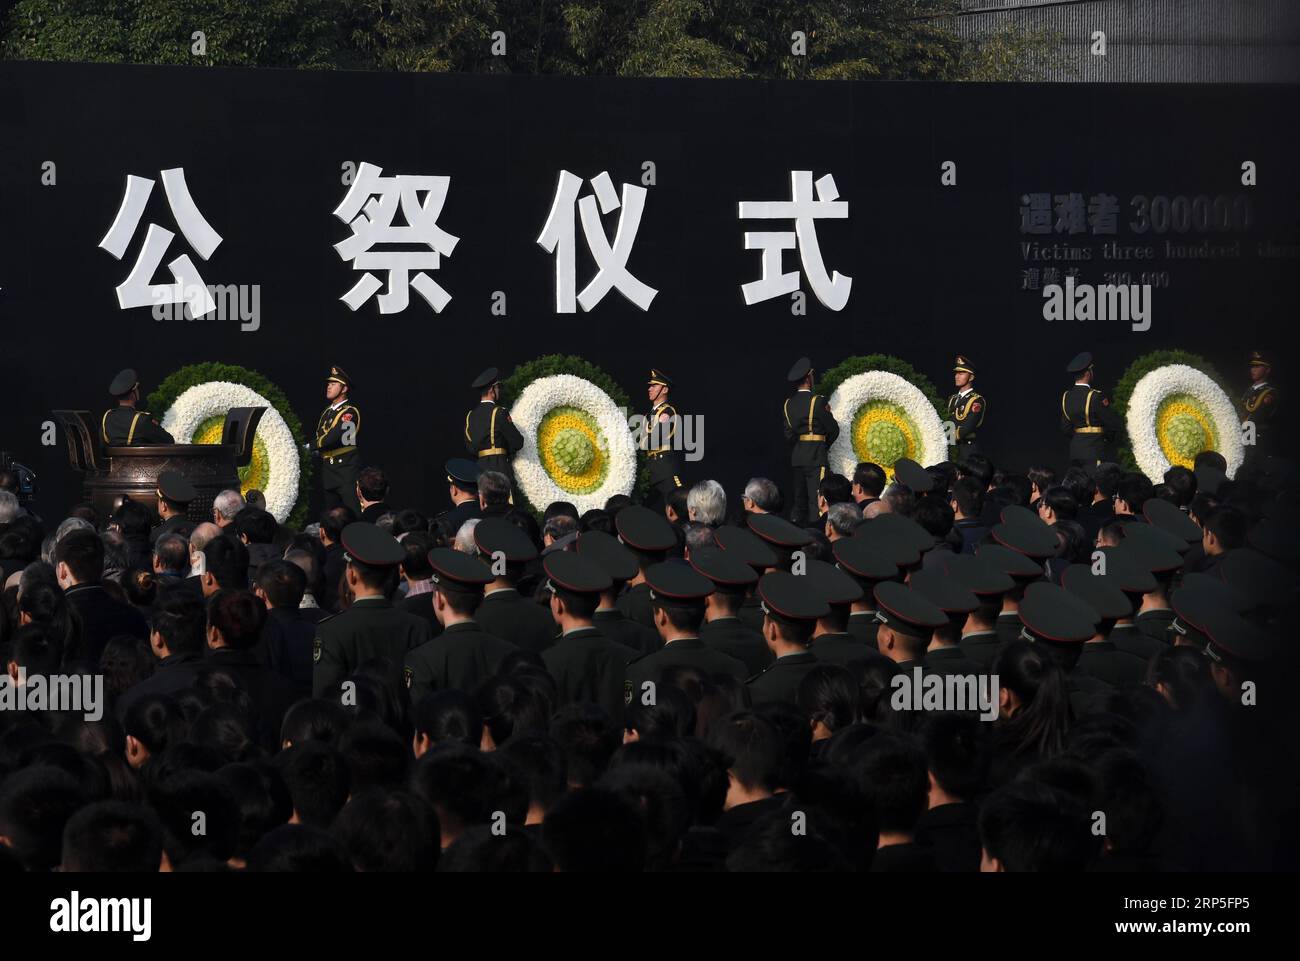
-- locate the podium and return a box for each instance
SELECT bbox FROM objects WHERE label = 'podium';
[53,408,266,523]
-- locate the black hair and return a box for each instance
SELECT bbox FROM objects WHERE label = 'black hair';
[54,529,104,584]
[1203,506,1246,550]
[407,744,516,840]
[255,559,307,609]
[112,500,152,541]
[400,530,435,580]
[247,824,353,872]
[216,761,292,860]
[550,702,621,788]
[1041,485,1079,521]
[726,815,852,872]
[319,506,355,543]
[979,779,1094,871]
[476,674,550,748]
[1162,465,1197,507]
[1027,466,1056,496]
[276,741,350,829]
[920,713,989,802]
[541,786,646,872]
[203,535,250,590]
[123,694,188,757]
[413,689,483,748]
[579,508,613,534]
[191,704,258,765]
[951,476,985,518]
[0,766,85,871]
[796,664,859,736]
[61,800,162,872]
[233,507,277,545]
[992,641,1071,761]
[331,789,440,872]
[914,496,954,538]
[666,487,689,521]
[1090,749,1164,858]
[598,762,689,871]
[1116,472,1154,512]
[339,721,410,793]
[9,621,63,676]
[707,710,784,793]
[1146,646,1214,711]
[846,733,929,834]
[818,472,852,506]
[1092,462,1123,499]
[153,532,190,575]
[957,454,994,489]
[147,770,240,866]
[1059,466,1094,507]
[497,735,568,817]
[853,462,886,498]
[478,471,511,508]
[625,683,696,741]
[437,825,551,872]
[390,509,428,538]
[207,589,266,650]
[356,466,389,503]
[280,698,352,748]
[1193,450,1227,473]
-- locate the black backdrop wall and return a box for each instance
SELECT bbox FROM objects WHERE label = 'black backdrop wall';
[1,61,1296,521]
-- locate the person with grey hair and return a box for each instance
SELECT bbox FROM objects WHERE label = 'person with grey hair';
[881,483,916,518]
[212,489,245,529]
[543,514,578,546]
[0,490,19,525]
[742,477,780,515]
[682,521,717,558]
[825,502,862,541]
[687,479,726,527]
[864,499,888,520]
[453,517,481,554]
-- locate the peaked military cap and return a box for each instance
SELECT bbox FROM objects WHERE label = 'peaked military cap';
[991,520,1057,560]
[1170,575,1245,641]
[341,522,405,566]
[471,367,500,390]
[473,517,538,564]
[1061,564,1133,620]
[577,530,639,582]
[1065,351,1094,374]
[786,357,813,383]
[853,521,922,569]
[689,545,759,591]
[908,569,978,618]
[1118,532,1184,574]
[327,365,351,388]
[953,355,975,374]
[615,505,676,552]
[892,458,933,494]
[758,571,828,622]
[872,581,947,637]
[648,368,673,388]
[1217,549,1286,610]
[645,562,714,602]
[801,559,864,606]
[1248,349,1270,368]
[543,551,612,596]
[866,512,934,556]
[1204,610,1275,665]
[976,544,1043,581]
[747,512,814,549]
[1095,546,1157,594]
[427,547,494,593]
[1142,497,1201,543]
[1018,582,1098,644]
[156,470,197,505]
[714,525,778,570]
[445,458,481,489]
[1123,517,1192,556]
[833,537,899,583]
[942,553,1015,597]
[109,368,139,397]
[1000,504,1041,529]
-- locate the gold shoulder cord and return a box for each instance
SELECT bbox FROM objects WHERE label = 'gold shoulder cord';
[807,395,817,434]
[464,410,473,445]
[1084,390,1095,427]
[489,406,499,447]
[101,411,112,444]
[127,412,143,445]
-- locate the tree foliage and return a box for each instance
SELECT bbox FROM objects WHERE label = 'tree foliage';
[1,0,1062,81]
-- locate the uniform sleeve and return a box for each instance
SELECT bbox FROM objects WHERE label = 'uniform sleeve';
[821,396,840,445]
[1097,392,1124,433]
[134,415,175,445]
[311,634,345,698]
[502,408,525,455]
[406,651,435,705]
[783,398,796,445]
[464,408,478,455]
[1060,393,1074,436]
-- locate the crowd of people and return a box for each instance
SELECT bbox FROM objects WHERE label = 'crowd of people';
[0,444,1293,873]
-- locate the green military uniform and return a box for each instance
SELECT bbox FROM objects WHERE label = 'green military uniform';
[1061,564,1148,689]
[811,632,883,668]
[312,524,431,697]
[909,568,984,679]
[1060,352,1123,466]
[1018,581,1115,716]
[746,651,820,705]
[149,470,197,545]
[699,616,772,675]
[404,548,516,701]
[783,357,839,527]
[471,518,557,653]
[579,529,663,655]
[102,369,174,446]
[642,368,685,512]
[466,367,524,487]
[594,608,660,656]
[613,506,677,632]
[1240,350,1278,463]
[313,366,361,515]
[946,354,985,460]
[743,570,829,705]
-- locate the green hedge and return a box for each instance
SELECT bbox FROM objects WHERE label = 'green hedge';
[1112,350,1228,472]
[818,354,947,420]
[147,363,313,529]
[498,354,649,514]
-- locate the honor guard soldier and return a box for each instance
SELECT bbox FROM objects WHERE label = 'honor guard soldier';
[540,551,638,718]
[947,355,985,459]
[466,367,524,489]
[150,470,198,545]
[102,369,174,446]
[642,368,685,512]
[1240,350,1278,463]
[403,548,516,701]
[438,458,483,537]
[744,570,828,705]
[311,522,431,697]
[1060,352,1123,466]
[624,563,747,709]
[783,357,839,526]
[313,366,361,515]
